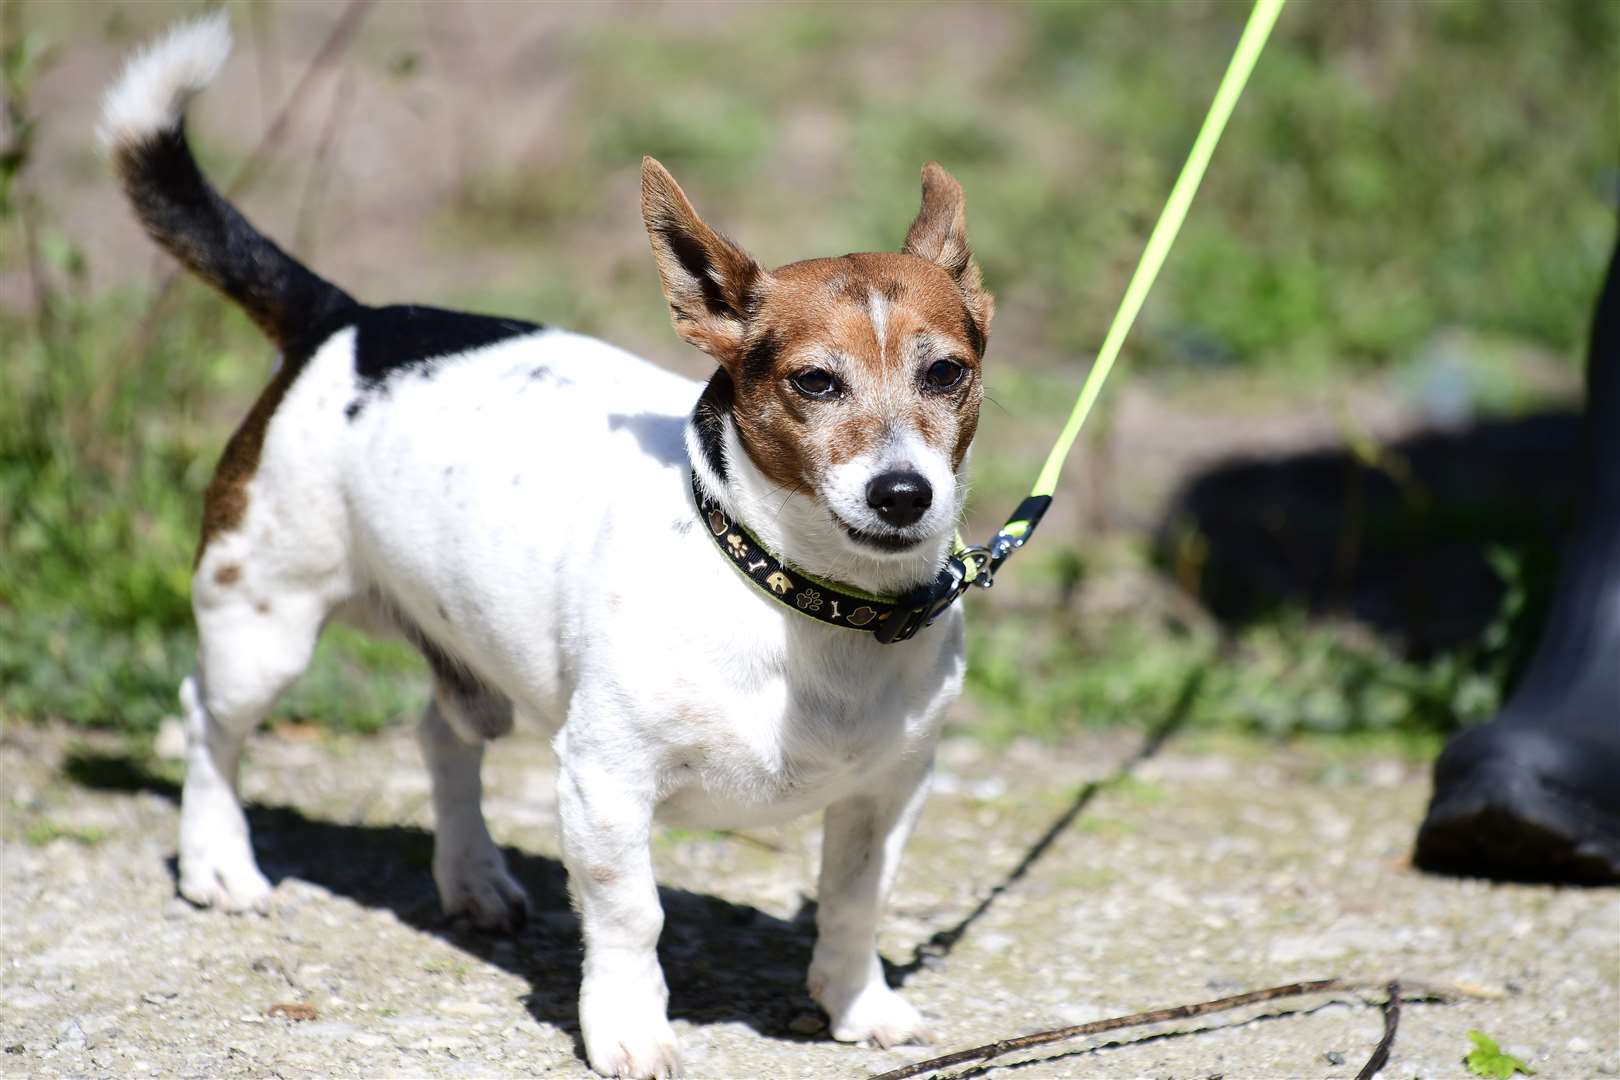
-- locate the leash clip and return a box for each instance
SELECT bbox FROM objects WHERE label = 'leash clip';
[872,496,1053,644]
[987,495,1053,575]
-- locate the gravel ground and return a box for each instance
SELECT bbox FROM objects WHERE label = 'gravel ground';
[2,721,1615,1079]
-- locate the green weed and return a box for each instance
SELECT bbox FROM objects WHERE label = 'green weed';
[24,820,108,847]
[1465,1030,1534,1079]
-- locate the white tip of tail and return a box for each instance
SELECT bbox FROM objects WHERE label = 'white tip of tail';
[99,12,233,152]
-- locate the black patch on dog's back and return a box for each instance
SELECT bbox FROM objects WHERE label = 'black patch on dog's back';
[352,305,542,386]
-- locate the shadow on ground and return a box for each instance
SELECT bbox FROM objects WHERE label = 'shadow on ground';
[60,675,1196,1066]
[1155,411,1579,656]
[62,751,821,1050]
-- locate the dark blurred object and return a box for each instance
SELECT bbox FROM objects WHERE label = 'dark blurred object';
[1415,234,1620,885]
[1154,414,1575,658]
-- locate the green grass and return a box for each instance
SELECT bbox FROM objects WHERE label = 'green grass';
[962,604,1502,744]
[3,0,1611,741]
[0,288,425,734]
[23,820,109,847]
[958,532,1533,744]
[414,1,1615,377]
[465,1,1615,371]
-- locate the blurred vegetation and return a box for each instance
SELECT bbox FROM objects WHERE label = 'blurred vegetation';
[488,0,1616,371]
[2,1,1614,740]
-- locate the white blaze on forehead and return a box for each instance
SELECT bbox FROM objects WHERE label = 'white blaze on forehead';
[868,288,890,364]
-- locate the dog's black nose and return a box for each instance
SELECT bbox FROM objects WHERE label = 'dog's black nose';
[866,471,933,529]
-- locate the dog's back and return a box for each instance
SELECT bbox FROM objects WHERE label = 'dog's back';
[103,18,709,732]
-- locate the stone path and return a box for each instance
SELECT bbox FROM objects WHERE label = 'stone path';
[3,722,1615,1078]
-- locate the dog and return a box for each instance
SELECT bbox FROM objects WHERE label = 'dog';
[102,15,992,1078]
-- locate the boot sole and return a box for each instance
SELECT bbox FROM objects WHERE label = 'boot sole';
[1416,762,1620,884]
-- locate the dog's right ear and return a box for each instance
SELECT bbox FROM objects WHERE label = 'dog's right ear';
[641,157,767,365]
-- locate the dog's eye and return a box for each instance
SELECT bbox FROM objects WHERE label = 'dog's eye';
[790,369,839,399]
[923,359,966,391]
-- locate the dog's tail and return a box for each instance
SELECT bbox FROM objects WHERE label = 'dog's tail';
[100,14,356,348]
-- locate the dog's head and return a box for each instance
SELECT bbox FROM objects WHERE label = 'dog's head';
[645,157,992,587]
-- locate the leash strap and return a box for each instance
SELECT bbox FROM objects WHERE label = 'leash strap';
[690,0,1284,645]
[984,0,1286,565]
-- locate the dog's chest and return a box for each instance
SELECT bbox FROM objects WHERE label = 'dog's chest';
[651,627,959,828]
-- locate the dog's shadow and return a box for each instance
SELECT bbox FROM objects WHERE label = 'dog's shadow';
[62,751,828,1049]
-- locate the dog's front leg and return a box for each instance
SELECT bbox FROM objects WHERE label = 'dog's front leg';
[809,760,933,1047]
[557,743,679,1079]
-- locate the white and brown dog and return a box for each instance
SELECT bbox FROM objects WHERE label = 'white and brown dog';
[103,16,993,1078]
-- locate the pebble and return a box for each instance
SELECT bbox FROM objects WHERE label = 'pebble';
[786,1012,825,1035]
[55,1020,87,1051]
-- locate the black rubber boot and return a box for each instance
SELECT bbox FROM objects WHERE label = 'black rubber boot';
[1414,234,1620,885]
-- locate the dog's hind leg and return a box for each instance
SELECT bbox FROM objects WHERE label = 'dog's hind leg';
[418,682,529,933]
[179,578,329,913]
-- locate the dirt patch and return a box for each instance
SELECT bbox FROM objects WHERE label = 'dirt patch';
[3,723,1615,1078]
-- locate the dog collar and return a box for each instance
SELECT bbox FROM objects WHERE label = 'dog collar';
[689,471,978,644]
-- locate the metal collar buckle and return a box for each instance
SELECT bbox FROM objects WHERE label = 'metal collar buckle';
[871,494,1053,645]
[874,544,991,645]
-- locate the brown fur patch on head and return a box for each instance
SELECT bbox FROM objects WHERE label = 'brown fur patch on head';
[645,159,992,495]
[213,563,242,586]
[729,249,987,489]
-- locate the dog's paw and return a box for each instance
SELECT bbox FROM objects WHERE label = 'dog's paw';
[434,843,530,934]
[178,853,272,914]
[816,980,929,1048]
[580,993,682,1078]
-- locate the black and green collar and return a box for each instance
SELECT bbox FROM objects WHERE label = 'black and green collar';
[687,371,990,643]
[689,470,979,644]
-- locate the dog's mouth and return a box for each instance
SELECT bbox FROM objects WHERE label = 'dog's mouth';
[834,515,926,554]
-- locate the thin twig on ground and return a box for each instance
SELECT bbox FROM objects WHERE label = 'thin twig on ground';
[869,977,1448,1080]
[1354,979,1402,1080]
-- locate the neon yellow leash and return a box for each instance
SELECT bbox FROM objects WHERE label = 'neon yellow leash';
[1028,0,1286,504]
[915,0,1284,631]
[1013,0,1285,527]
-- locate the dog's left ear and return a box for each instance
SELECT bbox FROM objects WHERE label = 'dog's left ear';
[641,157,767,365]
[903,162,994,353]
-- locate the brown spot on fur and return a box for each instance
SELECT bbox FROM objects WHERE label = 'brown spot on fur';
[588,865,617,885]
[196,358,304,563]
[255,600,272,615]
[213,564,241,586]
